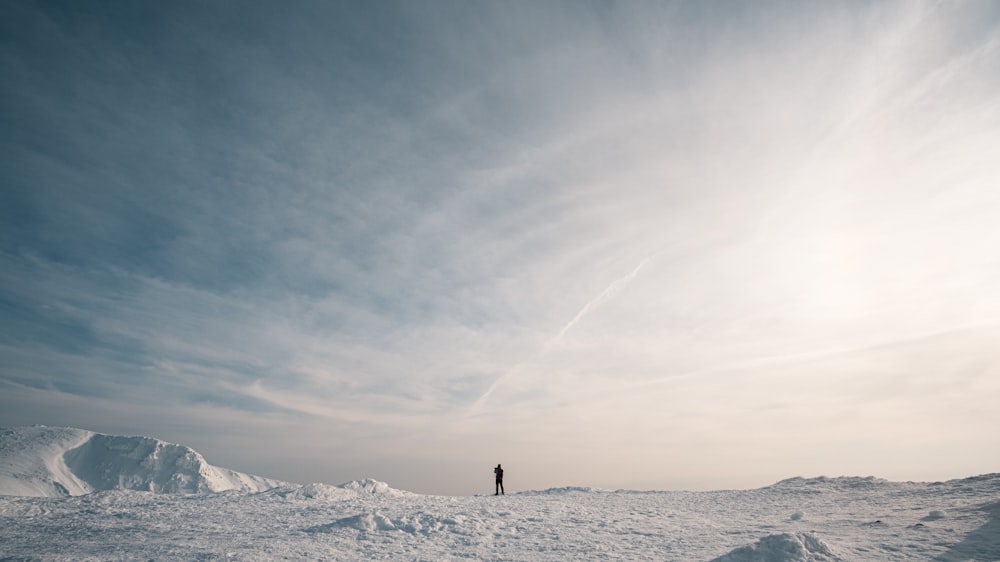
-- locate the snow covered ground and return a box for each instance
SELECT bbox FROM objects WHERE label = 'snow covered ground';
[1,427,998,561]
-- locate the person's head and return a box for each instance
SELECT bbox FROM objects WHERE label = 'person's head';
[497,464,501,468]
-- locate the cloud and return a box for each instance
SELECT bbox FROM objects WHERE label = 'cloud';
[2,0,1000,493]
[468,255,653,412]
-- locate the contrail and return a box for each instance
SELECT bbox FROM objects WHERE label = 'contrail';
[469,256,652,413]
[545,257,650,349]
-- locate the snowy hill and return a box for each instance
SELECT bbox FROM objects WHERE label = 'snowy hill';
[0,426,285,497]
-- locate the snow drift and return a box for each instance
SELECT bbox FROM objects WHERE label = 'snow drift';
[710,533,845,562]
[0,426,284,497]
[337,477,413,497]
[268,479,411,501]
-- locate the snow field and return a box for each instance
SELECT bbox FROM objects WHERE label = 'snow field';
[1,427,998,560]
[2,476,998,560]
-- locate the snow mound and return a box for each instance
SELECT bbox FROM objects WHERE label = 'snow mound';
[269,479,414,501]
[923,510,946,521]
[948,473,1000,485]
[0,426,285,497]
[336,478,411,497]
[268,482,355,501]
[327,511,398,532]
[710,533,844,562]
[768,476,888,492]
[521,486,601,496]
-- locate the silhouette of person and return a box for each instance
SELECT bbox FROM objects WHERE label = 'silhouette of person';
[494,463,504,495]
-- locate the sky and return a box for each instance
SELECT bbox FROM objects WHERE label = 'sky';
[2,0,1000,495]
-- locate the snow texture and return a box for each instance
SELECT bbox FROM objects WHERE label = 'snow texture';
[708,533,844,562]
[0,426,284,497]
[2,426,999,560]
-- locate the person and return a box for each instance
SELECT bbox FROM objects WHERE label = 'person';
[494,463,504,495]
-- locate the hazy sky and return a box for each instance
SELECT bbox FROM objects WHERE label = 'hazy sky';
[2,0,999,495]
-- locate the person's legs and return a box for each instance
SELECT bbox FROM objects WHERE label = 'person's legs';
[500,480,504,495]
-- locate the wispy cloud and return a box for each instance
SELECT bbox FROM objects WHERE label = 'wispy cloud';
[3,0,1000,493]
[548,257,652,348]
[469,256,653,412]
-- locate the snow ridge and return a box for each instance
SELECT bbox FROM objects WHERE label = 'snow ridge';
[266,479,410,502]
[519,486,603,496]
[766,476,890,493]
[0,426,284,497]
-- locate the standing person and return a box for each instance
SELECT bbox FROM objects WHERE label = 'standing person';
[494,463,504,495]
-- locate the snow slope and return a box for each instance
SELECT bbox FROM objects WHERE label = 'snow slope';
[0,426,284,496]
[1,426,999,560]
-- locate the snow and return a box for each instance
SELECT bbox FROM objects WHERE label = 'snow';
[0,426,284,497]
[0,426,93,497]
[709,533,844,562]
[2,426,999,560]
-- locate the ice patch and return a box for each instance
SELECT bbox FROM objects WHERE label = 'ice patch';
[710,533,844,562]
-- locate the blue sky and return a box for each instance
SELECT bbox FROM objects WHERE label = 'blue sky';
[2,0,1000,494]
